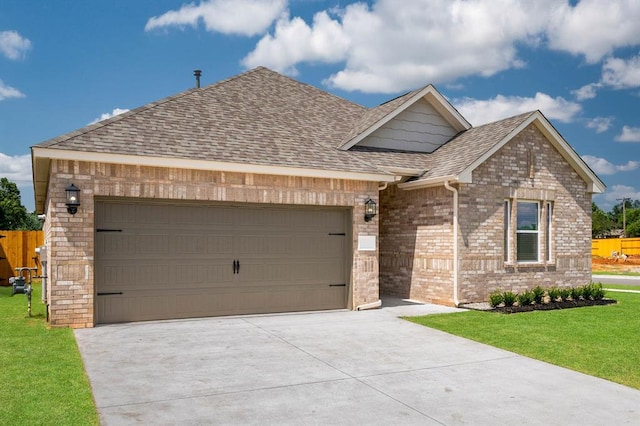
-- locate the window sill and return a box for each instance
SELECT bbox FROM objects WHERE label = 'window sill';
[504,261,556,270]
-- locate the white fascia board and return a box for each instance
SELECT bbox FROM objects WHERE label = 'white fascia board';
[453,111,606,194]
[339,85,471,151]
[31,147,398,183]
[397,175,460,190]
[531,114,606,194]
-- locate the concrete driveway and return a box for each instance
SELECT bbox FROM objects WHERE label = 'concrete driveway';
[75,299,640,425]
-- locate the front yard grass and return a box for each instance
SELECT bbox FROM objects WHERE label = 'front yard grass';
[406,290,640,389]
[0,283,99,425]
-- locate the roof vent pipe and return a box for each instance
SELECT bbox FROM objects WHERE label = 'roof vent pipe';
[194,69,202,88]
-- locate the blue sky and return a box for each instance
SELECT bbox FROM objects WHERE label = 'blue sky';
[1,0,639,212]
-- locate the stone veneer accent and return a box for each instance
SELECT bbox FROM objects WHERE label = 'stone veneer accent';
[45,160,379,328]
[380,123,593,305]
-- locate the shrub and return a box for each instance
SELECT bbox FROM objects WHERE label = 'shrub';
[570,286,583,301]
[517,290,535,306]
[503,291,517,307]
[488,290,504,308]
[581,284,594,300]
[547,287,561,303]
[591,282,606,300]
[559,288,571,302]
[532,286,545,304]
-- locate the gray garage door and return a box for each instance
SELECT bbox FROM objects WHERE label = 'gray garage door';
[95,200,349,324]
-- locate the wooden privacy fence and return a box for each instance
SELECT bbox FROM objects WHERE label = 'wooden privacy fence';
[0,231,44,285]
[592,237,640,258]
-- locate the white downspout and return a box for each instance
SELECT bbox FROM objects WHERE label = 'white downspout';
[444,181,460,307]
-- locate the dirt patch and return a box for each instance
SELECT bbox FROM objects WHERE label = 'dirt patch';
[592,255,640,273]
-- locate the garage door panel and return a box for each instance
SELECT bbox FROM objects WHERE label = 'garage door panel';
[136,204,169,225]
[97,233,139,259]
[175,262,235,287]
[96,201,349,324]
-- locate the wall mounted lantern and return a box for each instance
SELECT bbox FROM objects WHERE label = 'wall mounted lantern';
[65,183,80,215]
[364,198,377,222]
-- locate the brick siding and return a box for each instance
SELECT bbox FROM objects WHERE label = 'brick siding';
[380,123,593,305]
[45,160,379,328]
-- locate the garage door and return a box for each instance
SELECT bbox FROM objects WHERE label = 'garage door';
[95,200,349,324]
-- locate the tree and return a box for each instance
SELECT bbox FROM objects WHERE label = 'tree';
[624,208,640,238]
[591,202,613,238]
[0,177,41,230]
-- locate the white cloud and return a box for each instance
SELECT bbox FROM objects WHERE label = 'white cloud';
[572,83,601,101]
[240,0,640,93]
[616,125,640,142]
[89,108,130,125]
[547,0,640,63]
[242,11,350,75]
[0,30,31,60]
[571,54,640,100]
[582,155,639,175]
[0,80,25,101]
[244,0,556,93]
[594,184,640,211]
[145,0,286,36]
[0,152,32,184]
[601,54,640,89]
[454,92,581,126]
[586,117,613,133]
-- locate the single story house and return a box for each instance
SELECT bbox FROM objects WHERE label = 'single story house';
[31,67,605,328]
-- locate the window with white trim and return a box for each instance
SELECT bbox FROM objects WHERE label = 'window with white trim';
[503,200,511,262]
[516,201,539,262]
[545,201,553,262]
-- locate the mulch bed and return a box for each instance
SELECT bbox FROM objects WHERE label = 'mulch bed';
[465,298,617,314]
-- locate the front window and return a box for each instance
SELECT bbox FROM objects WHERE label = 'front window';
[504,200,511,262]
[516,201,539,262]
[545,202,553,262]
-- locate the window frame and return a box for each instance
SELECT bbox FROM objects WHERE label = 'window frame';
[545,201,553,263]
[516,200,541,263]
[504,200,511,263]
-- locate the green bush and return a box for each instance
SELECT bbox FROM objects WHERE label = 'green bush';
[590,282,606,300]
[570,286,583,301]
[559,288,571,302]
[488,290,504,308]
[517,290,535,306]
[547,287,561,302]
[532,286,545,304]
[503,291,517,307]
[581,284,594,300]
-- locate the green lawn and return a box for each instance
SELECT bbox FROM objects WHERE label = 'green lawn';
[407,290,640,389]
[0,283,99,425]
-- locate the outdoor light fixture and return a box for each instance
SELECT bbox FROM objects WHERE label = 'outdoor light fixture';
[364,198,377,222]
[65,183,80,215]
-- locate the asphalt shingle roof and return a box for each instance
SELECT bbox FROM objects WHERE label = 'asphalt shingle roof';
[35,67,537,180]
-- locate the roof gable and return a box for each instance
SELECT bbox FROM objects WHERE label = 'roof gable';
[338,84,471,151]
[355,99,460,153]
[399,111,605,193]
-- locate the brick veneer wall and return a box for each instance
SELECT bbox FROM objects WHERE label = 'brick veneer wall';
[379,185,455,305]
[457,124,592,303]
[380,123,593,306]
[45,160,379,328]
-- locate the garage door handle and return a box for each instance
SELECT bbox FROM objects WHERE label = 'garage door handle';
[233,260,240,274]
[329,284,346,287]
[328,233,345,236]
[97,292,123,296]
